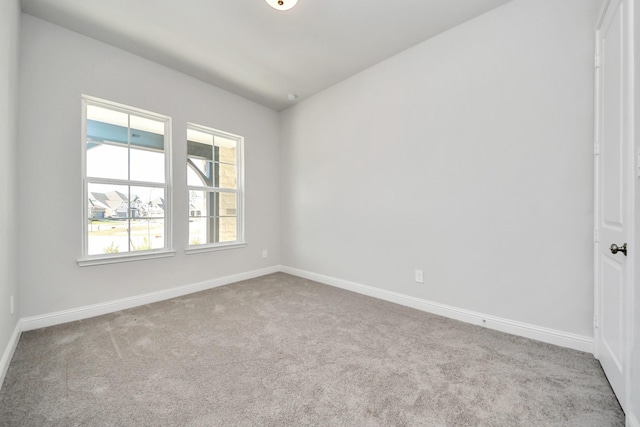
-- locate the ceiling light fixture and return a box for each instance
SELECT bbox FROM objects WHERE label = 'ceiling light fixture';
[265,0,298,11]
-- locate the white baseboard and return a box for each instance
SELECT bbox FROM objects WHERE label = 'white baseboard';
[0,321,22,390]
[281,266,594,353]
[628,413,640,427]
[3,263,595,388]
[3,264,595,392]
[20,265,280,332]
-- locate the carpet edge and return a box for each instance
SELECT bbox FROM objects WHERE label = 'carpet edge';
[19,265,281,332]
[280,265,594,354]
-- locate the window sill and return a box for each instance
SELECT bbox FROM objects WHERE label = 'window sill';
[185,242,247,255]
[77,250,177,267]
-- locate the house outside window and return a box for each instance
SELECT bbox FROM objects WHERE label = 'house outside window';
[79,96,173,265]
[186,124,244,252]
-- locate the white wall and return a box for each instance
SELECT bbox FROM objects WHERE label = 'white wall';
[0,0,20,369]
[280,0,599,337]
[18,15,280,318]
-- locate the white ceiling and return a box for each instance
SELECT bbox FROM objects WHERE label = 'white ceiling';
[20,0,513,111]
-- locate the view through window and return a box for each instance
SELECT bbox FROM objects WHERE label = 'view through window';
[187,125,243,247]
[83,98,170,257]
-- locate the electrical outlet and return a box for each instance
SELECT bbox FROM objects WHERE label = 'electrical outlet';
[9,296,15,315]
[414,269,424,283]
[262,249,268,258]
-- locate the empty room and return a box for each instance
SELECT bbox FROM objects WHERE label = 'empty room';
[0,0,638,425]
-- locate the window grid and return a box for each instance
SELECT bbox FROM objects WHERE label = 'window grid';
[187,124,243,248]
[81,96,172,260]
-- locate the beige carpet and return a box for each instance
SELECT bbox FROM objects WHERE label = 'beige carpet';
[0,273,624,426]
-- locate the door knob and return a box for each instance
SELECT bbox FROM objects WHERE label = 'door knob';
[610,243,627,256]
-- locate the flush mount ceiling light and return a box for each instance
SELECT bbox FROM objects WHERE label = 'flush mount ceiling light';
[265,0,298,11]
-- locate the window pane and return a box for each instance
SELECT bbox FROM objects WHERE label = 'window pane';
[187,163,206,186]
[130,115,165,138]
[187,159,213,186]
[187,143,213,161]
[189,190,209,217]
[86,143,128,180]
[130,186,165,218]
[87,105,128,127]
[130,218,165,251]
[219,217,237,242]
[87,120,128,145]
[216,163,237,189]
[87,183,130,255]
[219,192,237,216]
[215,136,236,165]
[188,217,208,245]
[187,216,236,244]
[187,128,213,145]
[187,190,236,245]
[130,147,165,183]
[191,159,210,176]
[189,191,235,217]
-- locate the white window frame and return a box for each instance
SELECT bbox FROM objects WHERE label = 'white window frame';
[78,95,175,266]
[185,122,245,254]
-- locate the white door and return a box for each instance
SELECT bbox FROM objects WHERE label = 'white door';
[594,0,632,411]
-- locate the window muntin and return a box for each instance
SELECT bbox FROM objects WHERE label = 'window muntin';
[187,124,243,248]
[82,97,171,259]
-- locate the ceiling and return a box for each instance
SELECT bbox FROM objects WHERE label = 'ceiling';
[20,0,513,111]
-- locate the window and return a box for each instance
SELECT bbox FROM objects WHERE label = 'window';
[79,96,173,265]
[187,124,244,251]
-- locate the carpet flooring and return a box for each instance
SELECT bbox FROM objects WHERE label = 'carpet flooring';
[0,273,625,426]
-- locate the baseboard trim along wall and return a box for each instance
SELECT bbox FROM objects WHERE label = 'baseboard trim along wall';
[0,322,22,390]
[20,265,281,332]
[2,263,595,391]
[280,266,594,354]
